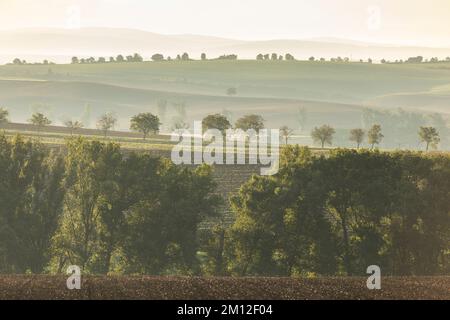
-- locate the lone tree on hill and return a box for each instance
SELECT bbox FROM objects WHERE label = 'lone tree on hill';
[235,114,265,132]
[285,53,295,60]
[311,125,335,148]
[296,107,308,132]
[419,126,440,151]
[0,108,9,126]
[349,128,365,149]
[130,113,161,140]
[226,87,237,97]
[181,53,190,61]
[151,54,164,61]
[280,126,294,144]
[97,113,117,138]
[64,120,84,136]
[367,124,384,149]
[29,112,51,134]
[202,114,232,135]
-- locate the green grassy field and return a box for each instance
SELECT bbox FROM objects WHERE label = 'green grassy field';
[1,60,450,132]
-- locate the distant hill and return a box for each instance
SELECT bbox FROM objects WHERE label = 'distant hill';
[0,78,364,131]
[1,28,450,64]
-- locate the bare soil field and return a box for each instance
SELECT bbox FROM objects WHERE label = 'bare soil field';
[0,276,448,300]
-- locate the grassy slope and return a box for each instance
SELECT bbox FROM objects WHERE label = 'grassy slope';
[1,60,450,129]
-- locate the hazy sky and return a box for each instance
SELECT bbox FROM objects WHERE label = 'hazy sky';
[1,0,450,46]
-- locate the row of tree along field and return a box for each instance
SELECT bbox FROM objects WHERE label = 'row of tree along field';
[0,136,448,275]
[8,53,450,65]
[0,108,446,151]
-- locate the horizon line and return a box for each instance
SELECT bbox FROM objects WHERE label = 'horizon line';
[1,26,450,50]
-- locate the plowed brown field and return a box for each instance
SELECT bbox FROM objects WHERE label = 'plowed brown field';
[0,276,448,300]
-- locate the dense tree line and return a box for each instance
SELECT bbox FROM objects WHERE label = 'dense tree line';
[8,54,450,66]
[9,58,55,66]
[205,146,449,276]
[202,114,265,134]
[0,136,219,274]
[71,53,143,64]
[0,135,448,276]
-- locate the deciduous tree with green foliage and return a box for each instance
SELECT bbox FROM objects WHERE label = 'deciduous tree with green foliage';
[51,138,123,273]
[226,146,450,277]
[296,107,307,132]
[130,113,161,140]
[29,112,51,133]
[122,162,220,275]
[0,135,65,273]
[202,114,232,134]
[349,128,365,149]
[97,113,117,138]
[151,54,164,61]
[311,125,335,148]
[64,120,83,136]
[226,87,237,97]
[0,108,9,126]
[368,124,384,149]
[419,126,440,151]
[235,115,265,132]
[280,125,294,144]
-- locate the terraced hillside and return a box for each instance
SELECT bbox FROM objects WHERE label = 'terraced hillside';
[206,164,261,227]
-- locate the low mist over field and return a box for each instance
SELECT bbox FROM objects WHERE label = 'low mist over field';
[1,56,450,149]
[1,28,450,64]
[0,1,449,304]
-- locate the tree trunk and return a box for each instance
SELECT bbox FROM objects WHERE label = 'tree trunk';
[341,212,353,275]
[215,229,225,276]
[103,244,114,274]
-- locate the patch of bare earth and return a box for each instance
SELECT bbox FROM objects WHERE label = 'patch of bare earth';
[0,276,448,300]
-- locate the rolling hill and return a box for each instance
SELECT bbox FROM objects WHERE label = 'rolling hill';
[0,77,364,130]
[1,28,450,64]
[1,55,450,151]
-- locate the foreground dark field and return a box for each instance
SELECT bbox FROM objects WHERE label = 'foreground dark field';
[0,276,448,300]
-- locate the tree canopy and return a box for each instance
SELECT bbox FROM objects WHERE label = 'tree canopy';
[97,113,117,138]
[368,124,384,149]
[0,108,9,125]
[311,125,335,148]
[29,113,51,132]
[130,113,161,139]
[235,114,265,132]
[419,126,440,151]
[349,128,365,149]
[202,114,232,134]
